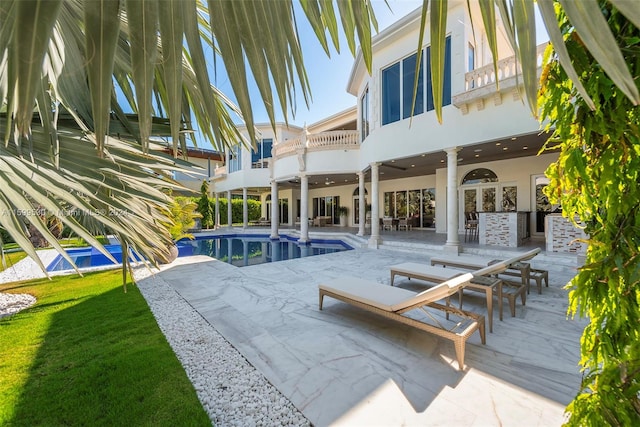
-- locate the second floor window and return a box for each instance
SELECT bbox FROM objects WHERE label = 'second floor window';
[382,36,451,126]
[360,87,370,142]
[228,145,242,173]
[251,138,273,168]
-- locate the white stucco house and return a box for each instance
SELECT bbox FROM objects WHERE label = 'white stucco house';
[208,2,581,253]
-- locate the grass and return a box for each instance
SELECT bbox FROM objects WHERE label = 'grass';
[0,251,27,272]
[0,270,211,426]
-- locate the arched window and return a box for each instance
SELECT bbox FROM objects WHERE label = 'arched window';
[462,168,498,185]
[352,187,368,196]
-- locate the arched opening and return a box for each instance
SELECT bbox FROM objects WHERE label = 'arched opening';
[353,187,369,225]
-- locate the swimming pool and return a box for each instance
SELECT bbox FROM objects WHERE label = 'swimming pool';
[46,244,143,272]
[46,235,352,271]
[176,234,352,267]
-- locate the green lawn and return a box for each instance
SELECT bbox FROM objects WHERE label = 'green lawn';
[0,270,211,426]
[0,251,27,272]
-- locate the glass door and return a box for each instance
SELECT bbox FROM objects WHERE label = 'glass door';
[532,175,552,236]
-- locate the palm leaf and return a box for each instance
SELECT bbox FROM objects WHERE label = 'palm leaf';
[559,0,639,105]
[513,0,538,116]
[158,0,184,157]
[430,0,447,124]
[537,0,596,110]
[85,0,121,156]
[124,0,159,153]
[13,0,62,140]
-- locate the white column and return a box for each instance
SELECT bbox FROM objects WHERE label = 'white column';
[227,190,233,227]
[299,174,309,243]
[270,180,279,239]
[445,147,461,253]
[215,193,220,229]
[368,162,381,248]
[242,187,248,229]
[357,171,366,237]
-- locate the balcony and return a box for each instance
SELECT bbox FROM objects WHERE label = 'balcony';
[453,43,547,114]
[211,165,227,180]
[273,130,359,158]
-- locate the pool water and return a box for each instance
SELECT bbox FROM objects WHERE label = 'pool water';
[176,235,352,267]
[46,244,143,272]
[46,235,352,271]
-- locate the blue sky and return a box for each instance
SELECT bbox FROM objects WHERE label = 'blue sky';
[214,0,424,127]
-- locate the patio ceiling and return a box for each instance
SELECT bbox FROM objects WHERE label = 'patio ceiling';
[274,130,555,190]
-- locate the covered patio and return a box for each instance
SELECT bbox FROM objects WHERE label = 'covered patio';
[137,230,583,425]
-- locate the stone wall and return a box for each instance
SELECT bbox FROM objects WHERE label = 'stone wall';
[545,214,587,254]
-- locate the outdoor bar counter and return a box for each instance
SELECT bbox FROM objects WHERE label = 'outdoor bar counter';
[478,211,530,247]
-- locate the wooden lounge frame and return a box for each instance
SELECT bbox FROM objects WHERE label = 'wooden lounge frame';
[389,262,507,333]
[430,248,542,292]
[318,273,485,370]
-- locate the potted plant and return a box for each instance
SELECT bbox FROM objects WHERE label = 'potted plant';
[337,205,349,227]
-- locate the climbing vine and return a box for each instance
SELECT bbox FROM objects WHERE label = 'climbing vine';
[540,2,640,425]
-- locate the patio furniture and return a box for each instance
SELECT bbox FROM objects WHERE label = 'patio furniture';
[464,211,479,242]
[318,273,484,370]
[398,218,411,231]
[382,217,394,230]
[313,216,332,226]
[389,262,507,332]
[430,248,541,291]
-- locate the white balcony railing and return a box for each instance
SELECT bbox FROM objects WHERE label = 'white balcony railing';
[464,43,547,91]
[272,130,359,158]
[213,165,227,177]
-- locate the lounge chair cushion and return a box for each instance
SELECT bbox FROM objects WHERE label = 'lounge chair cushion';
[319,273,473,312]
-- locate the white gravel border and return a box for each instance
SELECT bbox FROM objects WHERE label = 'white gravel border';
[134,268,311,426]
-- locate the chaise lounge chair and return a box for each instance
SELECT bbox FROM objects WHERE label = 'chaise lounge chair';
[389,262,509,333]
[430,248,543,294]
[318,273,484,370]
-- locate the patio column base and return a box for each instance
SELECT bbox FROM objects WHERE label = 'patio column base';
[443,243,461,254]
[368,236,382,249]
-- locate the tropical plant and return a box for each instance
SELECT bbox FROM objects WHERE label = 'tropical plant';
[337,206,349,217]
[165,196,200,242]
[0,0,378,275]
[417,1,640,424]
[197,180,214,229]
[538,4,640,424]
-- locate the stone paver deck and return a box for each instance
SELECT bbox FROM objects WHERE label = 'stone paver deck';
[143,231,582,426]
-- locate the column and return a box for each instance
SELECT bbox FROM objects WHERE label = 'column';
[368,162,381,248]
[242,187,248,229]
[270,180,279,239]
[299,174,309,244]
[445,147,461,253]
[214,193,220,229]
[227,190,232,227]
[357,171,366,237]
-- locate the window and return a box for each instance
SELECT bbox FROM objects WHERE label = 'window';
[251,138,273,168]
[381,36,451,126]
[402,53,424,119]
[468,43,475,72]
[426,36,452,111]
[383,188,436,228]
[462,168,498,184]
[382,63,400,125]
[312,196,340,225]
[228,144,242,173]
[360,87,370,141]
